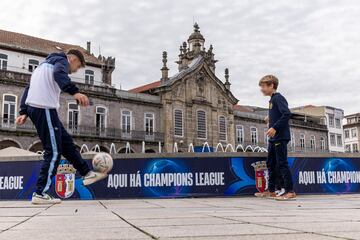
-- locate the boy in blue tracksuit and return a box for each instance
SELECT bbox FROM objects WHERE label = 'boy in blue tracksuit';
[16,50,107,204]
[258,75,296,200]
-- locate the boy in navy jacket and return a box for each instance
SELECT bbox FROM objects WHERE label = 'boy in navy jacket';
[16,50,107,204]
[258,75,296,200]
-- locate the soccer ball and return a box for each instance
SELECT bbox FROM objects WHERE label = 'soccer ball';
[92,152,113,173]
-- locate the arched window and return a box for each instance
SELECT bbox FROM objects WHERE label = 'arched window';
[250,127,258,145]
[290,132,296,151]
[0,53,8,70]
[197,110,207,139]
[300,134,306,150]
[174,109,183,137]
[310,135,316,151]
[28,59,39,72]
[121,110,132,135]
[236,125,244,144]
[320,137,326,151]
[68,102,79,133]
[85,69,94,85]
[2,94,17,128]
[96,106,107,135]
[218,116,226,141]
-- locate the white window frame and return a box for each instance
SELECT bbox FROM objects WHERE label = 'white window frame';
[0,53,8,70]
[335,118,341,129]
[2,94,17,128]
[95,106,107,135]
[300,134,306,149]
[144,112,155,136]
[353,143,359,153]
[330,133,336,146]
[174,109,183,137]
[345,144,351,153]
[250,126,258,145]
[290,132,295,151]
[121,109,132,135]
[85,69,95,85]
[218,115,227,141]
[197,109,207,139]
[336,134,343,147]
[320,137,326,151]
[310,135,316,150]
[67,102,80,133]
[328,114,334,128]
[345,129,350,139]
[28,59,39,72]
[236,125,244,144]
[351,128,357,138]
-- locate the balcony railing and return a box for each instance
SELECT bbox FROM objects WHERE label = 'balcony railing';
[0,117,164,142]
[235,140,329,153]
[290,119,327,130]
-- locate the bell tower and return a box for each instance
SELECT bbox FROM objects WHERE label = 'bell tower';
[187,23,205,52]
[176,23,218,72]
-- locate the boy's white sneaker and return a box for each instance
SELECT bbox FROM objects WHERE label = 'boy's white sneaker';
[31,192,61,205]
[275,188,286,197]
[83,171,108,186]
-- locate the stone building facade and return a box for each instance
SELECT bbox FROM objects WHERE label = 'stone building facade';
[344,113,360,153]
[292,105,345,152]
[0,25,328,154]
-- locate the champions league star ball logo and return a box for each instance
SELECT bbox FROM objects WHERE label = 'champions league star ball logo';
[55,163,76,199]
[251,161,269,192]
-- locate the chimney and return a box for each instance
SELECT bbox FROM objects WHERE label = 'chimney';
[86,41,91,53]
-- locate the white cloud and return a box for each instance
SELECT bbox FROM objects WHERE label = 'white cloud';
[0,0,359,114]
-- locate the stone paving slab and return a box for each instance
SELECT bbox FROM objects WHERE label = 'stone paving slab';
[0,195,360,239]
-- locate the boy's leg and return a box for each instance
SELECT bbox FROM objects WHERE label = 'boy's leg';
[255,142,277,197]
[275,141,294,192]
[266,142,277,192]
[27,107,62,195]
[59,123,107,185]
[59,123,90,176]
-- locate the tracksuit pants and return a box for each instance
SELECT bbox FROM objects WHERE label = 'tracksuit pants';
[27,106,90,195]
[267,140,293,193]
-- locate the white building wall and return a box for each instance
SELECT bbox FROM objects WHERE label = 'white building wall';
[0,48,102,85]
[325,107,345,152]
[344,127,359,152]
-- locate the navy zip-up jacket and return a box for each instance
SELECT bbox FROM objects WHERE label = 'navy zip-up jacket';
[268,92,291,142]
[19,52,79,115]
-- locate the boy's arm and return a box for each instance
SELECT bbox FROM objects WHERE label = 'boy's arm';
[19,84,30,116]
[272,96,291,131]
[53,59,79,95]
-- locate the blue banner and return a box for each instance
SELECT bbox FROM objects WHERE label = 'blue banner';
[0,156,360,200]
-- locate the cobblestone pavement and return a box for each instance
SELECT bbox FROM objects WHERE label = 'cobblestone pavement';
[0,195,359,239]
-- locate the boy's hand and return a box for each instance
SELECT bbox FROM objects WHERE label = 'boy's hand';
[267,127,276,138]
[16,115,27,125]
[74,93,89,107]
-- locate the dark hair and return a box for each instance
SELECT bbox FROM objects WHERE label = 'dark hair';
[259,75,279,90]
[67,49,86,67]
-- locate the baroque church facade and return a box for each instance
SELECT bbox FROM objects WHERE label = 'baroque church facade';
[0,25,328,154]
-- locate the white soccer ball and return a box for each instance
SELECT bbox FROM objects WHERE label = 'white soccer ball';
[92,152,113,173]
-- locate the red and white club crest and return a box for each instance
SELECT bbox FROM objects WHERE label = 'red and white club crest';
[55,163,76,199]
[251,161,269,193]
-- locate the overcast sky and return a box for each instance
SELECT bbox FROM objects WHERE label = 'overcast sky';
[1,0,359,114]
